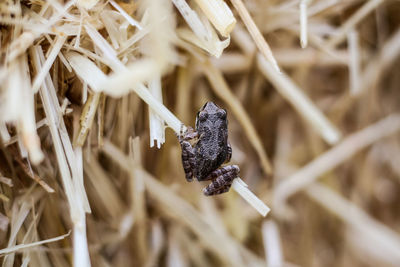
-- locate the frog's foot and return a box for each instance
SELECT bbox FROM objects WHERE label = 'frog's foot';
[180,140,196,182]
[178,126,198,142]
[203,165,240,196]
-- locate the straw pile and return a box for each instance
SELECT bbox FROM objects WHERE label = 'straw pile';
[1,0,400,266]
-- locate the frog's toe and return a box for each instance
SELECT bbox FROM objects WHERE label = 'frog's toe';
[202,165,239,196]
[203,184,231,196]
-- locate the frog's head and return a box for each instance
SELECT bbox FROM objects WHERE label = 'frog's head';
[196,101,227,130]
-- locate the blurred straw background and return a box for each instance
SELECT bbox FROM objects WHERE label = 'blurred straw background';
[1,0,400,266]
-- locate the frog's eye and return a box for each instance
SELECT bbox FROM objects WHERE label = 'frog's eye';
[217,109,227,119]
[198,111,208,122]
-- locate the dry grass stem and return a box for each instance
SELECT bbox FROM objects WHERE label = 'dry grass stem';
[326,0,385,48]
[31,36,67,94]
[75,92,101,147]
[14,157,54,193]
[347,29,361,95]
[66,52,185,134]
[229,0,280,72]
[148,75,165,148]
[307,183,400,266]
[274,114,400,214]
[299,0,313,48]
[257,54,341,145]
[108,0,142,30]
[232,178,270,216]
[0,231,70,255]
[193,0,237,37]
[0,176,13,187]
[262,220,283,267]
[173,0,230,57]
[360,28,400,94]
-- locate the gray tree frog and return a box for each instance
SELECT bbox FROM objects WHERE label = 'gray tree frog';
[178,102,240,195]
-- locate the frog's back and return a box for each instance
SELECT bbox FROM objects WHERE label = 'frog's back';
[195,121,228,180]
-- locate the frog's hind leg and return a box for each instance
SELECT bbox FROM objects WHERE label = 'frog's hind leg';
[203,165,239,196]
[179,140,196,182]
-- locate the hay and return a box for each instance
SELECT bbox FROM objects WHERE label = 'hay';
[1,0,400,266]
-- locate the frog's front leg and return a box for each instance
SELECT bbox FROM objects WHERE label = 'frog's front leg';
[178,127,198,182]
[203,165,239,196]
[179,141,196,182]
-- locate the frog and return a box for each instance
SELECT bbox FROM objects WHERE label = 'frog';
[178,101,240,196]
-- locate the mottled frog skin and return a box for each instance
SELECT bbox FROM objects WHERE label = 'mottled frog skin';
[179,102,239,196]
